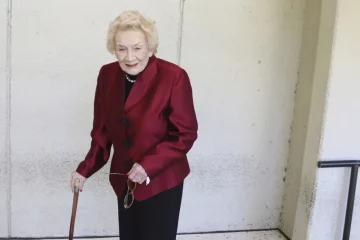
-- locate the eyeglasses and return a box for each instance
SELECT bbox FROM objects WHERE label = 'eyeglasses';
[106,172,137,209]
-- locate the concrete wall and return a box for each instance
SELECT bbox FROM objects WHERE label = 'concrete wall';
[9,0,180,237]
[0,0,8,238]
[285,0,360,239]
[1,0,304,238]
[291,0,338,238]
[180,0,305,233]
[280,0,321,236]
[306,0,360,239]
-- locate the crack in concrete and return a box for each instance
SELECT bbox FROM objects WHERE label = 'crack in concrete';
[6,0,12,237]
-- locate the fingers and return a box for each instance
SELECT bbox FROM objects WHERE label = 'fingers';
[79,179,84,192]
[70,172,86,192]
[70,172,77,192]
[138,177,146,184]
[70,177,75,193]
[132,174,146,184]
[127,163,147,184]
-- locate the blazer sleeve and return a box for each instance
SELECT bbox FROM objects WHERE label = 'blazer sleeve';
[76,66,112,178]
[139,69,198,178]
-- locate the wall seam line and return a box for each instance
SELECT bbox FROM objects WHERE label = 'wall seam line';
[176,0,185,65]
[6,0,12,237]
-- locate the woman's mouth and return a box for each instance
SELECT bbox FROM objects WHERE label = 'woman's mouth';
[125,63,138,68]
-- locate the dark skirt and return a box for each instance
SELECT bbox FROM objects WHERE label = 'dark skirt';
[118,181,184,240]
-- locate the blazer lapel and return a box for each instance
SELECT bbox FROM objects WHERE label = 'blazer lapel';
[124,56,158,112]
[108,65,125,121]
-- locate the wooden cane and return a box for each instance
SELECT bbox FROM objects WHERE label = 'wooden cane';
[69,178,80,240]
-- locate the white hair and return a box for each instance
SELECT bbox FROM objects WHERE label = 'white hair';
[107,10,159,54]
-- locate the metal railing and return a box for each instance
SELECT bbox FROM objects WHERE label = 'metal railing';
[318,160,360,240]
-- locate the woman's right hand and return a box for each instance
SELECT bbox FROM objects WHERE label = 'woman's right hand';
[70,171,86,192]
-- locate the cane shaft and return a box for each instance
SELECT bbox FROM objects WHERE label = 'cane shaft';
[69,179,80,240]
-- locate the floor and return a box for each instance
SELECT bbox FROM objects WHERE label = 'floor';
[43,230,287,240]
[177,231,287,240]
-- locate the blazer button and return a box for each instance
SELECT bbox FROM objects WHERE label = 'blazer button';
[120,118,131,126]
[122,140,133,147]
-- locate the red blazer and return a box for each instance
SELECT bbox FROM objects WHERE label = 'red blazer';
[76,56,198,200]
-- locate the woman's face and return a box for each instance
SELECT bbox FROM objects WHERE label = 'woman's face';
[114,29,153,75]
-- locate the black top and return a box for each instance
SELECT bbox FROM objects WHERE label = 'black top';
[125,73,137,101]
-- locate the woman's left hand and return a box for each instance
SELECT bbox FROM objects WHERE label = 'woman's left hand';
[127,163,148,184]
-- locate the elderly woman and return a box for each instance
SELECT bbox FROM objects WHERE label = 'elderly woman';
[70,10,198,240]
